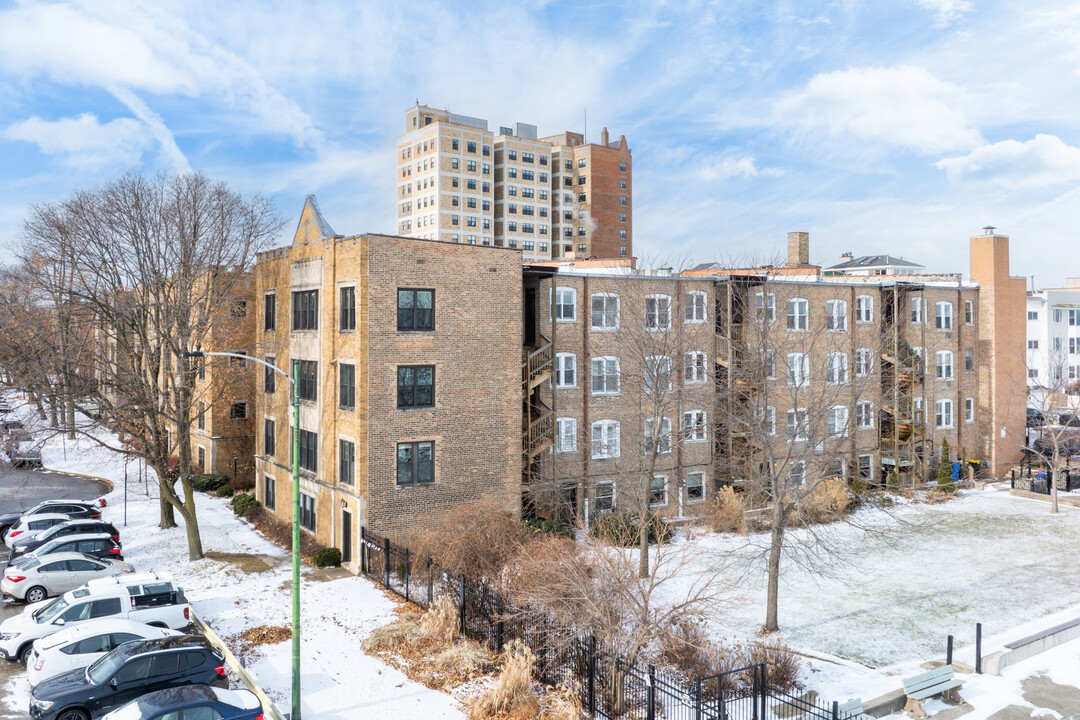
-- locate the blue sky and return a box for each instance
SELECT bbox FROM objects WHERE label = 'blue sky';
[1,0,1079,285]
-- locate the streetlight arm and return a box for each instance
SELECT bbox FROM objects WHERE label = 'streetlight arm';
[181,350,294,385]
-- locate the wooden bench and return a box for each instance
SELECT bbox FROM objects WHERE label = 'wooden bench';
[902,666,965,718]
[837,698,873,720]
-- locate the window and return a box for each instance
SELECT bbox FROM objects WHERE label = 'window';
[264,418,275,457]
[649,476,667,506]
[965,300,974,325]
[965,349,974,371]
[396,364,434,409]
[1072,338,1080,354]
[554,287,577,321]
[397,441,435,486]
[645,295,671,330]
[1029,369,1039,379]
[763,350,776,379]
[684,351,707,383]
[620,196,627,206]
[787,409,809,442]
[296,360,317,401]
[1028,311,1039,320]
[291,290,318,331]
[1027,340,1039,349]
[451,139,458,150]
[591,294,619,330]
[298,429,318,472]
[645,417,672,454]
[682,410,706,441]
[936,351,953,379]
[682,472,705,503]
[789,461,806,485]
[754,292,775,322]
[787,298,808,330]
[196,402,205,430]
[685,291,707,322]
[645,356,672,392]
[230,402,247,420]
[936,302,953,330]
[936,399,954,428]
[556,418,577,453]
[827,406,848,437]
[826,353,848,384]
[197,446,205,471]
[620,179,627,189]
[787,353,809,386]
[856,295,873,323]
[340,286,356,331]
[555,353,576,388]
[578,192,586,202]
[855,348,873,377]
[398,289,434,331]
[264,294,276,331]
[596,481,615,512]
[1054,308,1064,323]
[467,160,476,172]
[578,175,586,185]
[858,454,873,480]
[911,297,924,324]
[1054,337,1063,351]
[339,363,356,408]
[827,299,847,331]
[467,141,476,153]
[591,356,619,394]
[264,357,276,394]
[339,440,355,485]
[965,397,975,422]
[762,406,776,435]
[591,420,620,459]
[299,493,316,531]
[857,401,874,428]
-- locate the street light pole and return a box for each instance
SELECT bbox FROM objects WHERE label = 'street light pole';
[182,350,302,720]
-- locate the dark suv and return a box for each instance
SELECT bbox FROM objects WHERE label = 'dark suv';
[29,636,227,720]
[0,501,102,540]
[8,534,122,569]
[10,520,120,561]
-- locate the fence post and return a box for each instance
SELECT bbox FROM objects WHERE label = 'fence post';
[946,635,953,666]
[404,548,410,602]
[588,636,596,716]
[832,700,839,720]
[760,663,768,720]
[383,537,391,587]
[647,664,656,720]
[426,558,433,605]
[695,678,702,720]
[458,574,467,635]
[976,623,982,674]
[495,595,504,654]
[1011,470,1015,489]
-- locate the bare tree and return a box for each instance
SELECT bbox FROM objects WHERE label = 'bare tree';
[1020,343,1080,514]
[16,172,282,559]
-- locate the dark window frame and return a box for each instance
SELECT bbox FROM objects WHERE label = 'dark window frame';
[339,439,355,485]
[397,288,435,331]
[264,418,275,457]
[340,286,356,331]
[396,440,435,486]
[397,365,435,409]
[339,363,356,409]
[297,429,318,473]
[291,290,319,331]
[296,360,318,401]
[264,294,276,331]
[299,492,316,531]
[264,475,276,510]
[264,357,276,394]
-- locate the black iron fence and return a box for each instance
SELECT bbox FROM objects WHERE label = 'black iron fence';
[358,527,858,720]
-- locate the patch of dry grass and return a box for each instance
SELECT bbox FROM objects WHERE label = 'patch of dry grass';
[705,486,747,534]
[361,620,423,652]
[420,594,458,645]
[471,640,540,719]
[204,551,274,574]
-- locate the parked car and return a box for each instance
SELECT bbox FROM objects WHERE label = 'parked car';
[11,439,44,467]
[10,519,121,560]
[27,619,181,687]
[5,514,75,548]
[101,684,263,720]
[0,573,191,665]
[0,399,13,415]
[1027,407,1045,428]
[2,552,135,603]
[0,501,103,541]
[29,636,227,720]
[2,419,24,434]
[1059,413,1080,428]
[7,533,123,569]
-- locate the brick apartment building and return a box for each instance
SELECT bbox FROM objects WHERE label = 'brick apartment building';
[252,197,523,563]
[396,104,632,262]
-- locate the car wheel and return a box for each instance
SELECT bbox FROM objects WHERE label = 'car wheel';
[24,586,47,604]
[18,643,33,667]
[56,710,89,720]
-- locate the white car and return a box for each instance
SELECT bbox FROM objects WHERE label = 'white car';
[4,514,71,548]
[2,552,134,602]
[27,619,180,686]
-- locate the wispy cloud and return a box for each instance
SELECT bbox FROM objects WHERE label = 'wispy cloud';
[936,134,1080,188]
[2,113,152,170]
[914,0,975,28]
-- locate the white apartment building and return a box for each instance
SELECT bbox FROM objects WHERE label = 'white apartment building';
[1026,278,1080,413]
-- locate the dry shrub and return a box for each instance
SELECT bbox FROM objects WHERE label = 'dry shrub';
[246,505,328,565]
[471,640,539,719]
[239,625,291,645]
[420,594,458,645]
[362,620,422,653]
[655,622,801,692]
[916,490,955,504]
[739,637,801,691]
[413,500,528,585]
[658,618,716,679]
[800,478,851,523]
[435,640,489,673]
[706,486,747,535]
[540,682,584,720]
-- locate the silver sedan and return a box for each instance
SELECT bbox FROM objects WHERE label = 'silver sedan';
[0,552,135,603]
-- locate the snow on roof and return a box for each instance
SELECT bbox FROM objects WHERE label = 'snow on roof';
[826,254,924,270]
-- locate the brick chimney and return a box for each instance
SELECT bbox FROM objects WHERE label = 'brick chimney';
[787,231,809,267]
[601,127,609,146]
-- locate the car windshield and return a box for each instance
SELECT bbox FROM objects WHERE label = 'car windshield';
[87,651,126,685]
[101,701,145,720]
[12,557,40,570]
[33,596,70,623]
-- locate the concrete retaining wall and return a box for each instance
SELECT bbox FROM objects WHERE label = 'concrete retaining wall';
[983,615,1080,675]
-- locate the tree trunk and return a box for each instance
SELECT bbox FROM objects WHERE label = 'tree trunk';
[638,512,650,578]
[181,478,203,560]
[1051,451,1059,514]
[31,393,46,421]
[48,394,58,427]
[65,398,76,440]
[764,502,785,632]
[154,462,177,529]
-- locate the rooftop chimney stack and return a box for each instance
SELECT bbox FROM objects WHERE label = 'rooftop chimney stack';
[787,231,810,267]
[601,127,609,146]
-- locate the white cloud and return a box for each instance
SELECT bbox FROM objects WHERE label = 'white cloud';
[935,134,1080,187]
[2,113,153,170]
[914,0,975,27]
[773,66,984,154]
[697,156,783,181]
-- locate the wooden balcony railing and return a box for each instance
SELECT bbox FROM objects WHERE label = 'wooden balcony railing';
[523,333,553,392]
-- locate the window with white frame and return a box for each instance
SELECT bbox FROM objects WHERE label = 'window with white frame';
[787,408,809,441]
[936,399,954,428]
[591,420,620,459]
[683,351,707,383]
[554,287,577,321]
[686,472,705,503]
[1027,340,1038,350]
[855,348,873,377]
[827,405,848,437]
[755,292,776,322]
[1054,308,1064,323]
[1029,368,1039,378]
[965,300,974,325]
[645,417,673,455]
[965,397,974,423]
[826,353,849,384]
[1028,311,1038,320]
[556,418,577,452]
[645,295,671,330]
[857,401,875,428]
[591,357,620,395]
[762,406,776,435]
[911,297,924,324]
[787,298,808,330]
[763,350,776,379]
[682,410,706,441]
[789,461,806,484]
[595,481,615,511]
[914,396,924,422]
[856,295,874,323]
[555,353,576,388]
[645,356,672,392]
[649,476,667,506]
[858,454,873,479]
[936,351,953,379]
[826,299,847,331]
[787,353,809,386]
[684,291,707,323]
[591,294,619,330]
[936,302,953,330]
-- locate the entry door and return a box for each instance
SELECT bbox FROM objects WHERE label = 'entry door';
[341,509,352,564]
[524,287,536,347]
